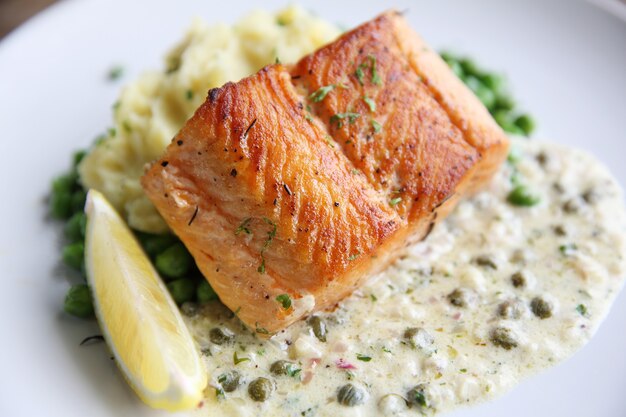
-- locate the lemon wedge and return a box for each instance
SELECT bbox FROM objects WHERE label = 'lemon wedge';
[84,189,207,411]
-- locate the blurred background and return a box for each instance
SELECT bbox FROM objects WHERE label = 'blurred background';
[0,0,56,38]
[1,0,625,39]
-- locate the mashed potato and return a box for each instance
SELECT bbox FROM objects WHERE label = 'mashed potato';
[79,6,340,233]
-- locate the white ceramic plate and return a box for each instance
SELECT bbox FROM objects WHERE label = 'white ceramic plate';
[1,0,625,416]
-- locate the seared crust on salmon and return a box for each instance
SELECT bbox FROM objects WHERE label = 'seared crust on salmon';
[141,11,508,334]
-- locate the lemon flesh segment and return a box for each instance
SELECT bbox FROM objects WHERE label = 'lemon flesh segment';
[84,190,207,411]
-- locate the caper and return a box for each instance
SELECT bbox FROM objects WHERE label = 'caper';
[308,315,327,342]
[270,360,299,376]
[209,327,234,345]
[536,152,549,166]
[404,327,434,350]
[562,198,584,214]
[530,296,553,319]
[473,255,498,269]
[553,224,568,237]
[510,249,533,264]
[490,327,518,350]
[582,189,600,204]
[337,383,366,406]
[497,299,526,320]
[180,301,198,317]
[407,384,429,408]
[510,271,527,288]
[447,288,476,308]
[248,377,274,402]
[217,370,241,392]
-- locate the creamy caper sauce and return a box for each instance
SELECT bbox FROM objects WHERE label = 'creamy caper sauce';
[185,138,626,417]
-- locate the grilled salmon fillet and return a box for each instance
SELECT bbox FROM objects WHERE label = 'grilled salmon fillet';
[141,11,508,334]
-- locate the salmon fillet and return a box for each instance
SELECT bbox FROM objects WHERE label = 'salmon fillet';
[141,11,508,334]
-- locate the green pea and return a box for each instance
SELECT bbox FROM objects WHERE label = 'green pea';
[494,94,515,111]
[479,73,504,93]
[493,109,513,127]
[464,75,483,94]
[439,51,456,64]
[70,189,87,213]
[459,58,481,76]
[507,185,540,207]
[166,278,196,304]
[449,61,465,79]
[136,232,178,259]
[475,85,496,111]
[64,284,94,318]
[65,212,87,242]
[248,377,275,402]
[62,242,84,270]
[514,114,535,136]
[337,383,366,406]
[52,172,78,194]
[49,191,73,219]
[197,279,218,303]
[502,123,526,136]
[155,242,192,279]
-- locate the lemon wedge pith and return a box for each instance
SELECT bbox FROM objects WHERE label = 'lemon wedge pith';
[84,189,207,411]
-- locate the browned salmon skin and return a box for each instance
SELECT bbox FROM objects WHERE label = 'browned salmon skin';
[141,11,508,334]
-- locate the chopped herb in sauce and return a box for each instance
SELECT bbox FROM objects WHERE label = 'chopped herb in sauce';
[389,197,402,206]
[276,294,292,309]
[185,89,194,100]
[576,304,588,317]
[356,353,372,362]
[559,243,578,256]
[233,351,250,365]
